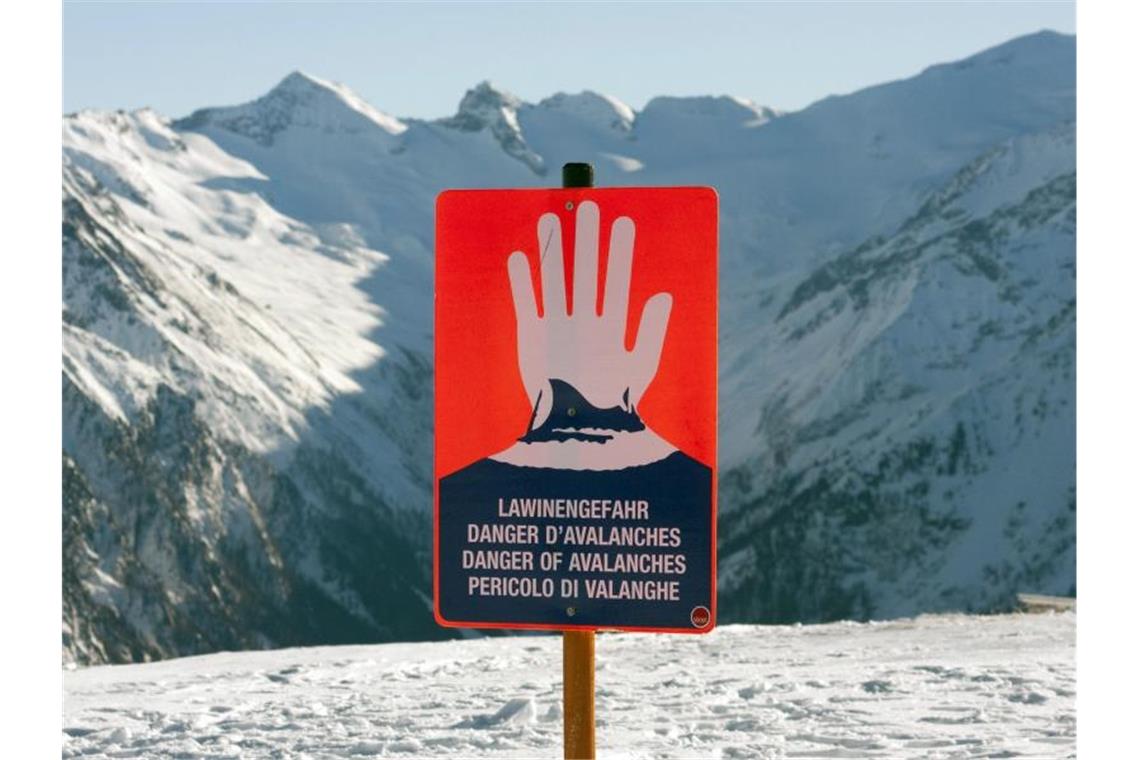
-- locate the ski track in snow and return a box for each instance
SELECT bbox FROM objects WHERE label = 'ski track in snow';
[63,612,1074,758]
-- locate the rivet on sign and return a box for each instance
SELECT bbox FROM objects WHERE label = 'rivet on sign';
[567,407,576,417]
[565,201,574,210]
[566,607,576,616]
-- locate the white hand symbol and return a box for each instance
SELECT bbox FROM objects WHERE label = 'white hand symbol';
[507,201,672,430]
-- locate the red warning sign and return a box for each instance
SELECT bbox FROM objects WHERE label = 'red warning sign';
[434,186,717,633]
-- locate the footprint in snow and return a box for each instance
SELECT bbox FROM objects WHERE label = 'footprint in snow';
[266,665,303,683]
[454,697,537,729]
[1007,690,1049,704]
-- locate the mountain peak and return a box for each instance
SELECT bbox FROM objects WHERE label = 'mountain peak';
[639,94,779,128]
[440,81,545,174]
[537,90,635,132]
[267,70,313,91]
[175,70,406,145]
[448,81,524,130]
[923,29,1074,78]
[273,70,328,92]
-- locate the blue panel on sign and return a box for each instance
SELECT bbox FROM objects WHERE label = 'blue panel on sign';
[438,451,712,630]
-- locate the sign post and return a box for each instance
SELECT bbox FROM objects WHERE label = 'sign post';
[434,162,718,760]
[561,162,598,760]
[563,622,595,758]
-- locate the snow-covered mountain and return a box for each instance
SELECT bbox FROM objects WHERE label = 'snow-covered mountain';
[62,30,1075,665]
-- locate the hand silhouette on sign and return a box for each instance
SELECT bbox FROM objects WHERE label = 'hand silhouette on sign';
[495,200,677,470]
[506,201,672,431]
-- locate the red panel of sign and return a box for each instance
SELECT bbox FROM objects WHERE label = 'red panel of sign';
[434,186,717,633]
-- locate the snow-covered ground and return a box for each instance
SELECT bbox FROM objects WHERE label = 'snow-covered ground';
[63,612,1074,758]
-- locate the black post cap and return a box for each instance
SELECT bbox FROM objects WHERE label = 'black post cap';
[562,162,594,188]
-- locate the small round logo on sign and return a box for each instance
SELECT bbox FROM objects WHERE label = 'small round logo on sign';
[690,605,711,628]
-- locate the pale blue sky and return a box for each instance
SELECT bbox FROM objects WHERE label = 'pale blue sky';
[64,1,1075,119]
